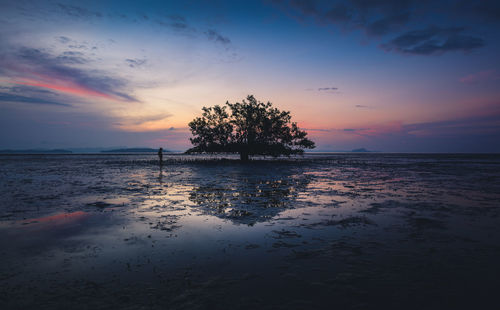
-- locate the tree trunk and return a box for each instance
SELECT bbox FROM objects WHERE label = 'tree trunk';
[240,151,249,161]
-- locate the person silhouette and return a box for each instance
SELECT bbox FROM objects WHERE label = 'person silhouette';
[158,147,163,165]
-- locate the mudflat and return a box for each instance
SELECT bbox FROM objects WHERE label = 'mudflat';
[1,153,499,309]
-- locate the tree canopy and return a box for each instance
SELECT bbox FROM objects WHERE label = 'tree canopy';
[186,95,315,160]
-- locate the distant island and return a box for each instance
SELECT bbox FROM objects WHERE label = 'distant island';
[100,148,167,153]
[0,149,72,154]
[0,147,173,154]
[351,148,371,153]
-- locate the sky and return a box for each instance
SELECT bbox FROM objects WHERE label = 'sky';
[0,0,499,152]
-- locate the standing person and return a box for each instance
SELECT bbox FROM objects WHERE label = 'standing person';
[158,147,163,165]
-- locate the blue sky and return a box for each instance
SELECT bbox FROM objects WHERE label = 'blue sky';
[0,0,499,152]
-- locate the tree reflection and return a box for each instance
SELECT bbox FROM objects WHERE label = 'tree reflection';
[188,164,310,225]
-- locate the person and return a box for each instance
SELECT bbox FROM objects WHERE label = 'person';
[158,147,163,165]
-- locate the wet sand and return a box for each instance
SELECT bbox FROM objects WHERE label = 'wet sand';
[1,153,499,309]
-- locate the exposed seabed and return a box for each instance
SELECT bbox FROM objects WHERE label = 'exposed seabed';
[1,153,499,309]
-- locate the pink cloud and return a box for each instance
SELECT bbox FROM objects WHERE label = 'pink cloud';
[1,48,138,102]
[16,79,116,101]
[460,70,499,84]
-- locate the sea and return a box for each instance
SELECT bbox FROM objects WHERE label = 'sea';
[1,153,499,309]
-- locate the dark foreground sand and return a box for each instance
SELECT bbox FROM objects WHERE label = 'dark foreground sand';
[0,153,499,309]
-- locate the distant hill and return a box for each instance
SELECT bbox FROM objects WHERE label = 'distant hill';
[351,148,371,152]
[100,148,168,153]
[0,149,72,154]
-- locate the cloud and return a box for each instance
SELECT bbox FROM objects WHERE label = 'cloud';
[454,0,500,23]
[271,0,491,55]
[275,0,415,35]
[336,122,403,137]
[403,113,500,137]
[381,26,484,55]
[303,128,332,132]
[355,104,373,109]
[153,16,233,47]
[11,3,232,51]
[305,124,399,136]
[0,93,71,107]
[56,3,102,18]
[365,12,411,36]
[205,29,231,45]
[340,113,500,138]
[323,4,353,25]
[57,36,71,44]
[460,70,499,84]
[112,112,173,132]
[54,36,99,51]
[309,113,500,152]
[56,51,89,65]
[156,15,191,31]
[289,0,318,15]
[2,47,138,102]
[125,58,147,68]
[318,87,338,91]
[322,111,500,139]
[5,85,60,96]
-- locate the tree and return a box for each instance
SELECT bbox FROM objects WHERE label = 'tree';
[186,95,315,161]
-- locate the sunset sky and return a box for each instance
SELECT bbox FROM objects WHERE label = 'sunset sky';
[1,0,499,152]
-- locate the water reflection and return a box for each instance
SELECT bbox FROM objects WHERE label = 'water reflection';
[21,210,90,226]
[0,211,103,255]
[187,164,310,224]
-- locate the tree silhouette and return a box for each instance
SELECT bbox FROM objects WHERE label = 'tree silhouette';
[187,95,315,160]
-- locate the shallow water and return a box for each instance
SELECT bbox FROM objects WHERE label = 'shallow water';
[1,153,499,309]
